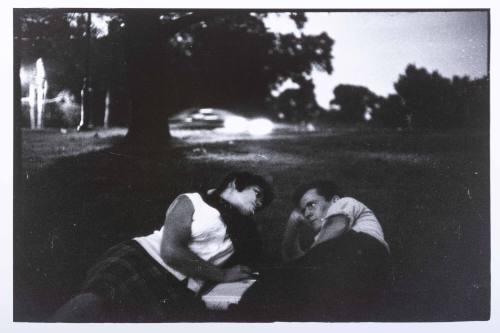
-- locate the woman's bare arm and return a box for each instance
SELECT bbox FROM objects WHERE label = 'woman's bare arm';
[160,195,253,282]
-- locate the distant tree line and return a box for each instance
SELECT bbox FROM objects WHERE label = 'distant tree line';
[329,64,489,130]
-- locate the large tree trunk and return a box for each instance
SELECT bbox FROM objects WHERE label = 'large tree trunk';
[124,12,172,146]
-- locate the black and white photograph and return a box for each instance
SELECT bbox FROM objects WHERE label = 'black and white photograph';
[5,0,497,329]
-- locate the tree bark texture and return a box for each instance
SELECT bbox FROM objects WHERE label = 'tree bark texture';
[124,12,172,145]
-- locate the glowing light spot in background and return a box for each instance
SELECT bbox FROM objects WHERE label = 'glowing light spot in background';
[248,118,274,136]
[223,116,249,133]
[19,66,32,85]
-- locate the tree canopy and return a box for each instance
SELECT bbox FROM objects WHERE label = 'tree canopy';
[393,64,488,130]
[273,77,323,122]
[330,84,379,123]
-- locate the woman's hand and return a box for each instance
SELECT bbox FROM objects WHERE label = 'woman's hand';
[222,265,255,282]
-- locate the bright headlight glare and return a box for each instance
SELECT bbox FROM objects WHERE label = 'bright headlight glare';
[248,118,274,136]
[224,116,249,133]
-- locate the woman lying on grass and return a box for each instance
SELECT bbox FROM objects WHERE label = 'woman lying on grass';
[52,171,273,322]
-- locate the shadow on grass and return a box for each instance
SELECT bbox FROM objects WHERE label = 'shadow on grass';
[14,131,491,322]
[15,142,206,321]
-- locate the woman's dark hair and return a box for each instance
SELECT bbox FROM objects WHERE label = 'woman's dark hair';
[292,180,343,205]
[215,171,274,208]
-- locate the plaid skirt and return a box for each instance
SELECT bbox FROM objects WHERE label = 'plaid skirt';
[81,240,207,321]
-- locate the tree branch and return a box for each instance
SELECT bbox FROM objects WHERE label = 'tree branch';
[163,11,228,35]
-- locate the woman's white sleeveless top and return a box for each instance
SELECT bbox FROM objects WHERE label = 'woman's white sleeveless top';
[134,193,234,293]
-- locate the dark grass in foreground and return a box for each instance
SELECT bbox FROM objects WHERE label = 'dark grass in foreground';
[14,128,490,322]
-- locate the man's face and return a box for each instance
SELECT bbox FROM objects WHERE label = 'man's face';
[230,185,264,216]
[299,189,331,233]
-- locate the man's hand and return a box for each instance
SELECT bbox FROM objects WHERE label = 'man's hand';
[287,209,306,227]
[222,265,255,282]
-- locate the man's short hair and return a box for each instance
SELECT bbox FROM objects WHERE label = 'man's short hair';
[292,180,343,205]
[216,171,274,208]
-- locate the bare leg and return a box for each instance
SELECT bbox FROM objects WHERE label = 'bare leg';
[50,292,106,322]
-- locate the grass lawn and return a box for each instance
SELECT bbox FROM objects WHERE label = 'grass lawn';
[14,126,490,322]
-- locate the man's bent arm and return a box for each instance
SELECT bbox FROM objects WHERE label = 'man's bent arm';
[311,214,349,247]
[281,210,307,262]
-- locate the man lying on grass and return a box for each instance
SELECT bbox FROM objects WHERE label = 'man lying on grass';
[232,180,391,321]
[282,180,390,261]
[52,171,273,322]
